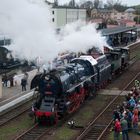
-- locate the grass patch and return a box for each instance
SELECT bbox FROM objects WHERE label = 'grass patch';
[54,126,77,140]
[0,115,33,140]
[49,95,113,140]
[136,52,140,59]
[0,95,114,140]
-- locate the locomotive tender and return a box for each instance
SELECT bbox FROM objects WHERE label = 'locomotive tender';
[30,47,130,125]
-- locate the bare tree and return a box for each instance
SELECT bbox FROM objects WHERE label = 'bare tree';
[68,0,76,7]
[94,0,100,9]
[80,1,94,9]
[106,0,121,9]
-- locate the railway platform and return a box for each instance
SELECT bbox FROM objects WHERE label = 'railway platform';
[0,69,37,106]
[0,83,30,105]
[98,89,129,96]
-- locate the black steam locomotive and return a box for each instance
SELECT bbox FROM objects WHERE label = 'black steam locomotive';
[30,47,130,125]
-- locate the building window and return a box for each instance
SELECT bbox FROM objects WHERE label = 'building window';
[52,11,54,14]
[52,18,54,22]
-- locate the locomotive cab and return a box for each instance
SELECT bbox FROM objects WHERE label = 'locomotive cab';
[106,51,122,74]
[120,48,130,69]
[113,47,130,70]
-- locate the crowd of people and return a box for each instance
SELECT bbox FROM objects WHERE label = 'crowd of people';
[2,72,28,91]
[113,80,140,140]
[107,33,137,48]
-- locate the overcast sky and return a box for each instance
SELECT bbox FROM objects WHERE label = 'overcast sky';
[49,0,140,6]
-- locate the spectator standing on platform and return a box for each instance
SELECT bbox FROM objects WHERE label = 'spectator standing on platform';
[120,117,129,140]
[132,107,139,133]
[7,79,11,88]
[24,72,29,84]
[113,110,121,121]
[128,97,136,112]
[10,77,14,87]
[136,101,140,119]
[21,78,27,91]
[3,74,7,87]
[125,109,132,131]
[13,75,18,86]
[114,119,121,140]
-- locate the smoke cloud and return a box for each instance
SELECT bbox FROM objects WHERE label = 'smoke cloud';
[58,21,108,53]
[0,0,108,65]
[0,0,58,62]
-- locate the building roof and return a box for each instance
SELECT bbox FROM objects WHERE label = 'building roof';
[91,8,112,13]
[101,26,137,36]
[0,34,10,40]
[125,8,135,13]
[52,5,86,9]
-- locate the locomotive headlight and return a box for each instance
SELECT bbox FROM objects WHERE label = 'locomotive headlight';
[66,101,71,106]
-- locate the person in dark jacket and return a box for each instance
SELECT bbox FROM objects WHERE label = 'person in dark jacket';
[21,78,27,91]
[125,109,132,131]
[113,110,121,121]
[120,117,129,140]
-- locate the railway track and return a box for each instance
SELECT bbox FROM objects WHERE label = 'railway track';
[0,89,38,127]
[12,61,140,140]
[14,124,53,140]
[129,41,140,52]
[14,107,81,140]
[75,72,140,140]
[0,42,139,139]
[13,70,140,140]
[0,100,32,127]
[129,41,140,59]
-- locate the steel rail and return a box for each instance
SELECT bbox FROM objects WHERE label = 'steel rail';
[0,91,37,127]
[76,71,140,140]
[0,105,31,127]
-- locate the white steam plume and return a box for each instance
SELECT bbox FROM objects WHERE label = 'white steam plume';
[0,0,59,62]
[57,21,108,54]
[0,0,109,64]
